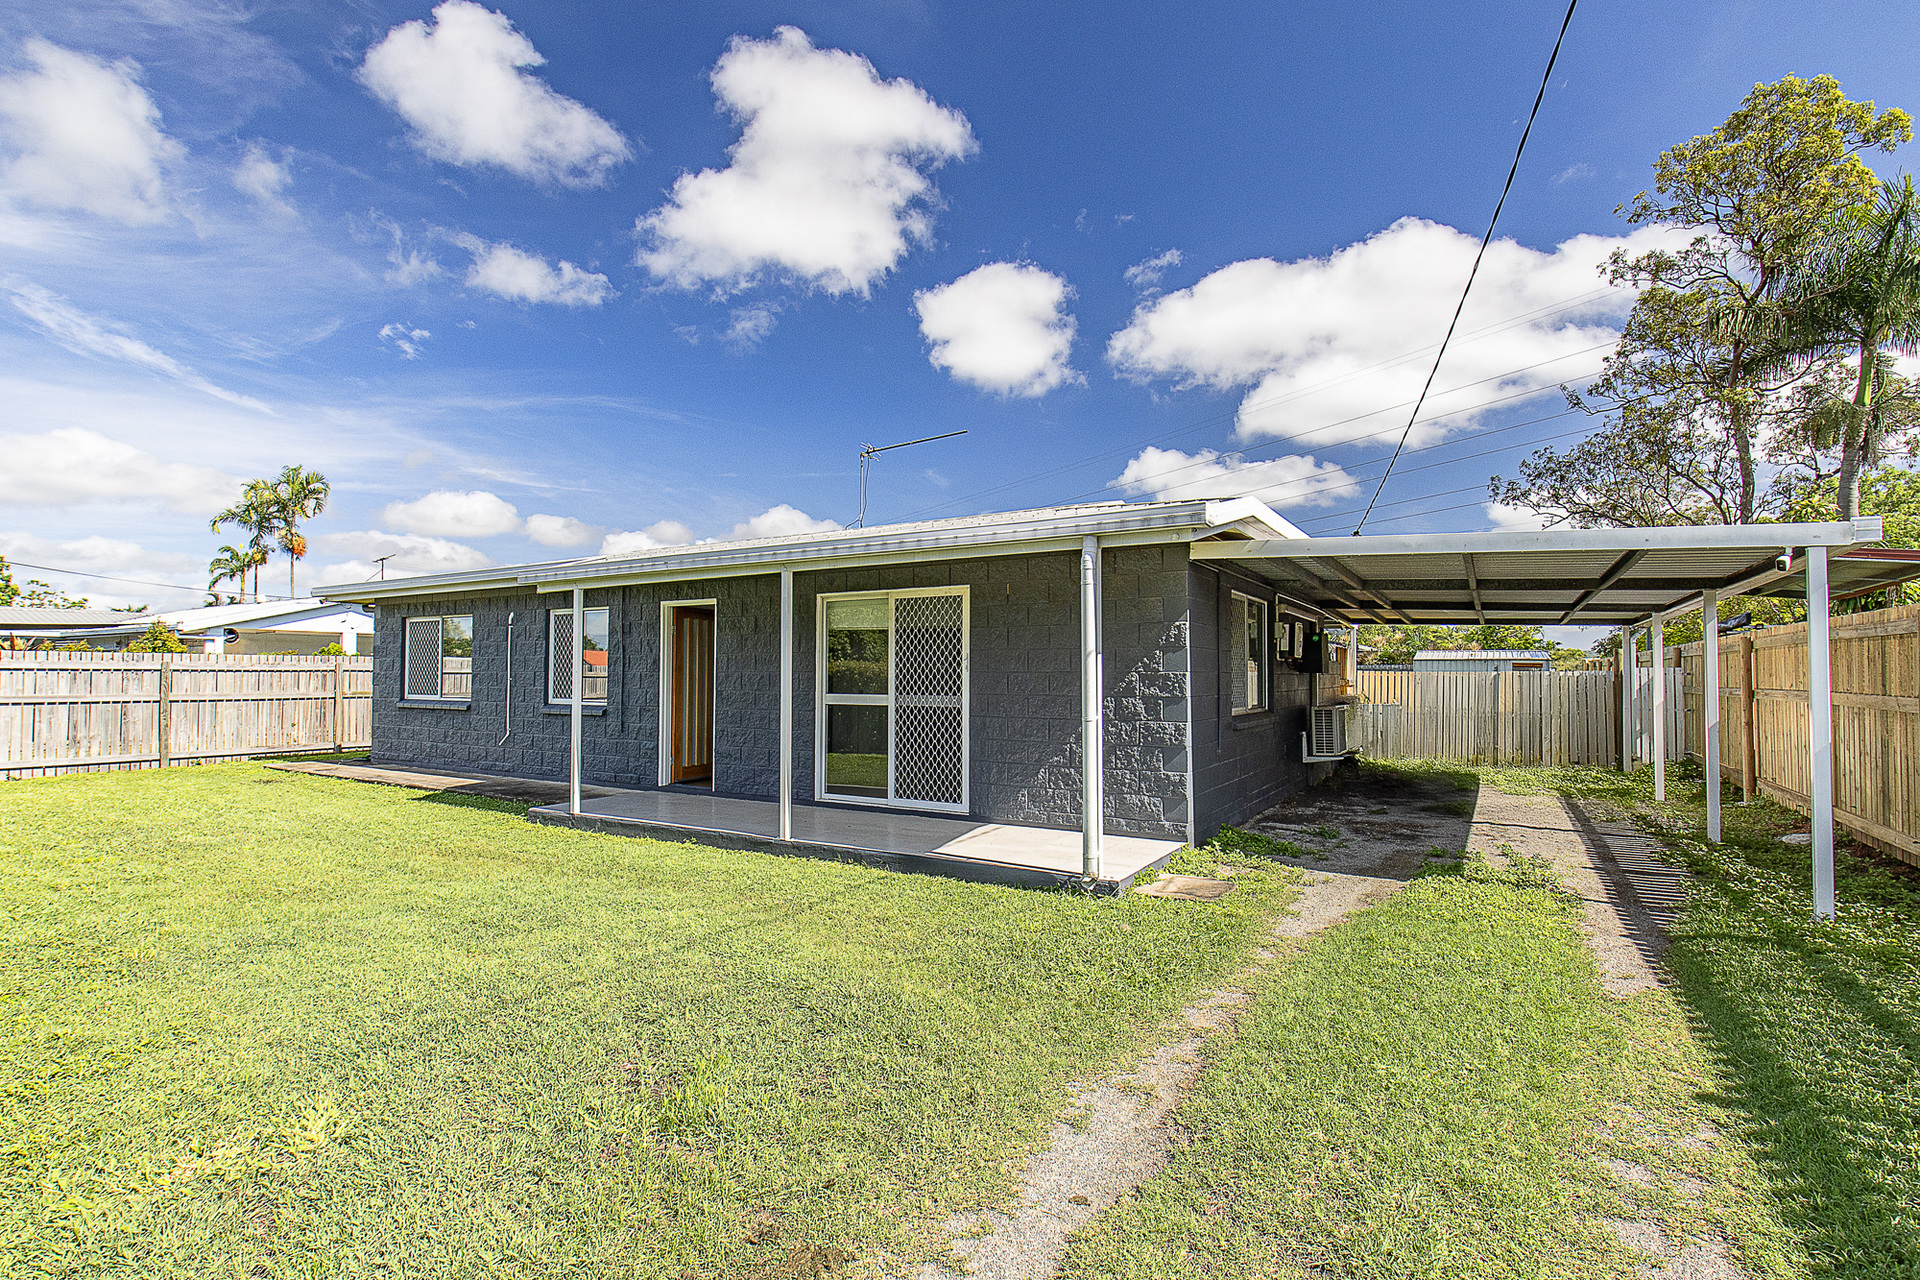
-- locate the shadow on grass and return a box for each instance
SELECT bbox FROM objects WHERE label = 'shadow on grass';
[1465,761,1920,1278]
[412,791,533,816]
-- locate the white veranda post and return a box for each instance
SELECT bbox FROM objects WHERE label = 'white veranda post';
[779,568,793,843]
[1651,617,1666,803]
[1704,589,1721,843]
[1808,545,1835,919]
[1080,536,1104,882]
[569,586,583,816]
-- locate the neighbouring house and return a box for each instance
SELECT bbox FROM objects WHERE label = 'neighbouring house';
[1410,648,1550,671]
[319,500,1354,861]
[0,599,374,653]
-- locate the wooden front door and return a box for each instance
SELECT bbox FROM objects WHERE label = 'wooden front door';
[669,606,715,784]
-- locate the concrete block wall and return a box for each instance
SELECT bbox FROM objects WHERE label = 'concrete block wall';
[369,546,1193,839]
[1188,562,1331,840]
[370,575,779,792]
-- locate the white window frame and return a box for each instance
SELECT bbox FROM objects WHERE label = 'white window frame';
[1231,592,1268,714]
[547,606,610,706]
[814,586,970,814]
[403,613,473,701]
[656,598,718,787]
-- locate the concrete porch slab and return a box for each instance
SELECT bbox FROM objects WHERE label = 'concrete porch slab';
[528,789,1183,893]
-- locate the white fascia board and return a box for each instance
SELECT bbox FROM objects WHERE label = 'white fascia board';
[317,567,552,604]
[1191,519,1879,561]
[1201,496,1308,540]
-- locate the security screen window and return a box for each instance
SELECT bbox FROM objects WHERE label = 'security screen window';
[404,614,473,700]
[1230,593,1267,713]
[823,596,889,796]
[548,607,610,704]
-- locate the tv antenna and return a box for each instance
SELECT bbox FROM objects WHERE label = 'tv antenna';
[856,430,967,527]
[370,553,396,581]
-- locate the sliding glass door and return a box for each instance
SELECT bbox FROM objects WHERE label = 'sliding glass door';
[818,587,968,812]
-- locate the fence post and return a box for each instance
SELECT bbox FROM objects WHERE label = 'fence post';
[1740,633,1756,802]
[157,656,172,769]
[331,654,344,754]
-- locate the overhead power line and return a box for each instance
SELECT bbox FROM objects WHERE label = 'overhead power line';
[1350,0,1582,535]
[1,559,257,599]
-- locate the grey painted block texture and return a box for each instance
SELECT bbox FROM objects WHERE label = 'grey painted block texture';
[370,545,1206,841]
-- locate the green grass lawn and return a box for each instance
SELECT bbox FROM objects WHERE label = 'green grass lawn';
[0,763,1293,1277]
[1069,757,1914,1279]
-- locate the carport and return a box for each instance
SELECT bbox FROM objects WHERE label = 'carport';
[1191,517,1920,919]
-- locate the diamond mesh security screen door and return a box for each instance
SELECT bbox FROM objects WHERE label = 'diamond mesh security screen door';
[818,587,968,812]
[891,594,965,806]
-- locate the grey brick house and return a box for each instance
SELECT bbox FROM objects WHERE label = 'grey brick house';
[320,500,1350,882]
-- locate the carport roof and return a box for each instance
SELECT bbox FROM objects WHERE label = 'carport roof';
[1191,518,1920,627]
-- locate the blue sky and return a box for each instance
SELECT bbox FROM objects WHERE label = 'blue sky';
[1,0,1915,611]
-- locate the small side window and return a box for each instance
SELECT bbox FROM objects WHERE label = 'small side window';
[1230,593,1267,713]
[549,607,610,704]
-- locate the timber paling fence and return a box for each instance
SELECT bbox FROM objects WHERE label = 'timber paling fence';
[1677,603,1920,869]
[0,652,372,780]
[1349,669,1630,766]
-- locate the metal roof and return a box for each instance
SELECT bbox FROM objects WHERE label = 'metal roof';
[1412,650,1549,660]
[0,607,147,629]
[1191,520,1918,627]
[319,498,1305,603]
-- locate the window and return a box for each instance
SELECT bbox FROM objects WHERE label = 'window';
[548,607,610,704]
[404,614,472,700]
[1230,593,1267,713]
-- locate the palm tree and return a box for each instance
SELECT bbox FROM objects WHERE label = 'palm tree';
[1779,177,1920,517]
[267,465,330,598]
[209,481,277,600]
[206,544,259,604]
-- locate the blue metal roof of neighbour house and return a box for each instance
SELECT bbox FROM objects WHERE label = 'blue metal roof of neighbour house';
[1411,649,1549,661]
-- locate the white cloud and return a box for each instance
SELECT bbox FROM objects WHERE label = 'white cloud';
[915,262,1080,398]
[312,529,493,584]
[369,211,446,285]
[726,302,780,348]
[378,322,430,359]
[1108,218,1685,451]
[0,530,202,609]
[381,489,522,537]
[729,504,839,540]
[600,519,696,556]
[0,427,239,512]
[451,232,612,306]
[1112,446,1361,509]
[233,142,294,215]
[1553,162,1597,185]
[5,281,272,412]
[637,26,975,296]
[358,0,630,187]
[1484,500,1552,531]
[524,513,598,547]
[0,39,183,224]
[1124,248,1182,291]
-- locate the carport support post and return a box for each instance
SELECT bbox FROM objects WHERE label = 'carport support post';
[1080,536,1104,882]
[778,567,793,843]
[1618,628,1634,772]
[1651,617,1667,803]
[1808,544,1835,919]
[569,586,583,817]
[1704,588,1721,843]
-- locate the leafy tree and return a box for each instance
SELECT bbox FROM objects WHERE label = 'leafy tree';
[1357,623,1578,665]
[1774,177,1920,517]
[0,556,90,608]
[268,465,330,598]
[1614,74,1909,521]
[1498,75,1911,528]
[127,620,188,653]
